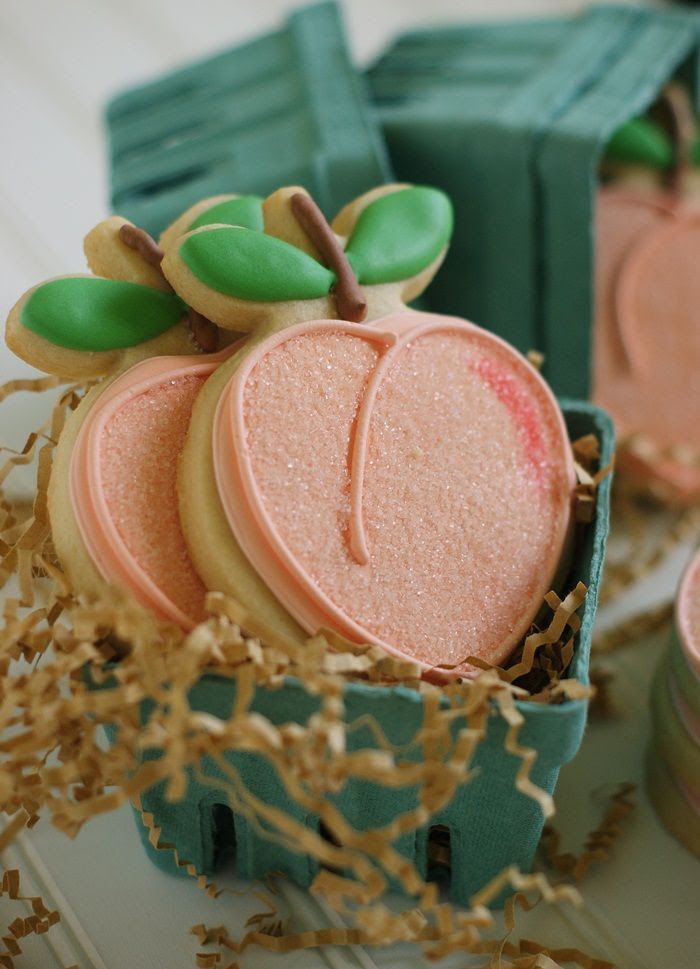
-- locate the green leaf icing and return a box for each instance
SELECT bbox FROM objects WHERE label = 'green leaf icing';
[604,118,673,169]
[345,187,453,286]
[188,195,264,232]
[20,278,185,351]
[180,227,335,301]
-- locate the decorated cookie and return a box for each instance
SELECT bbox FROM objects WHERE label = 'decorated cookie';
[647,746,700,858]
[594,86,700,504]
[5,199,262,628]
[648,549,700,855]
[650,656,700,795]
[6,184,577,673]
[160,184,577,675]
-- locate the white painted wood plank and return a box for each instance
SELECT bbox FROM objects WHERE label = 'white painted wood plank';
[5,805,337,969]
[0,49,102,292]
[0,0,168,106]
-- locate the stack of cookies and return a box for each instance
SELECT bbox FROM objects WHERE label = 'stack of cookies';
[648,549,700,856]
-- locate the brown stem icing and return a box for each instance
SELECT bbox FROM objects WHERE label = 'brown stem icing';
[118,223,166,269]
[651,83,697,194]
[290,193,367,323]
[187,307,219,353]
[119,222,220,353]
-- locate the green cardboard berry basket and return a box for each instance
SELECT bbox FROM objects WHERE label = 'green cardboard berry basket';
[368,4,700,398]
[94,401,613,907]
[107,1,391,237]
[537,7,700,399]
[102,1,614,904]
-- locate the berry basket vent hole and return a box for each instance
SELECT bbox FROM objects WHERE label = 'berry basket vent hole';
[210,802,237,870]
[318,820,343,873]
[426,825,451,887]
[121,165,212,200]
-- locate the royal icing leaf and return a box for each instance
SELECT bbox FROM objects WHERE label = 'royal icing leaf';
[604,117,673,169]
[345,186,453,286]
[188,195,264,232]
[179,226,336,301]
[20,277,186,351]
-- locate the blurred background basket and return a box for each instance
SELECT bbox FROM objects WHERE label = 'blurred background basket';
[106,2,391,236]
[368,3,700,398]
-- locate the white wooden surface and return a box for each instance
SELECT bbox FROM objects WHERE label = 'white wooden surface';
[1,2,697,968]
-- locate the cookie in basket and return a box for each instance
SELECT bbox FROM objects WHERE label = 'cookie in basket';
[5,197,263,629]
[6,184,577,676]
[160,184,577,675]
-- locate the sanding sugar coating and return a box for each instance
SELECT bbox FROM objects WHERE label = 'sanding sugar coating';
[677,550,700,679]
[70,354,224,629]
[215,311,575,675]
[100,376,206,622]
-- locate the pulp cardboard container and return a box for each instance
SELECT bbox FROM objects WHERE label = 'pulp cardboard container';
[107,1,391,237]
[98,401,613,907]
[368,5,700,398]
[102,1,614,904]
[537,8,700,399]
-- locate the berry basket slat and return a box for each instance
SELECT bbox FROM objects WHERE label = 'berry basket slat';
[107,1,391,237]
[538,10,700,398]
[95,400,613,907]
[367,5,638,359]
[367,4,700,398]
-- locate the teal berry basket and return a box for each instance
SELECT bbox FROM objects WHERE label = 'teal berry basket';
[102,1,614,905]
[367,4,700,399]
[96,400,613,907]
[106,1,391,238]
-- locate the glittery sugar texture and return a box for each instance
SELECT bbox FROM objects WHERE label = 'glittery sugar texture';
[243,328,572,671]
[100,374,208,624]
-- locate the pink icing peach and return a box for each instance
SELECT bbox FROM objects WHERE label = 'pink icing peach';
[214,310,576,675]
[70,350,234,629]
[593,186,700,503]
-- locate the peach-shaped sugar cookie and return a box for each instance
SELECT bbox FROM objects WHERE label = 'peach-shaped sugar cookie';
[4,198,261,627]
[70,348,238,628]
[215,311,575,673]
[593,187,700,503]
[166,184,577,675]
[593,87,700,504]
